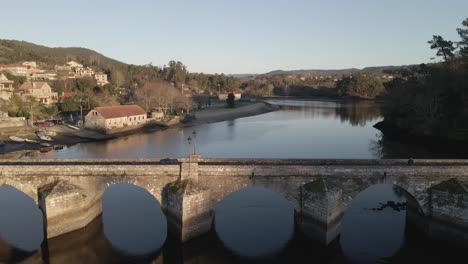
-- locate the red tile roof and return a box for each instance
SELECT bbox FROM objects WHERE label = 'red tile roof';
[18,82,48,91]
[94,105,146,119]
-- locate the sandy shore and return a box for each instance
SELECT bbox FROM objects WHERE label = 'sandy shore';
[0,102,279,158]
[185,102,279,125]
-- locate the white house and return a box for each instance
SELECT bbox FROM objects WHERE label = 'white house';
[84,105,147,132]
[94,72,109,86]
[67,61,83,68]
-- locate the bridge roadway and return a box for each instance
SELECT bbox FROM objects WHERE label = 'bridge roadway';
[1,155,468,246]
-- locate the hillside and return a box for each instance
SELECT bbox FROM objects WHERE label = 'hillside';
[0,39,128,71]
[261,65,412,77]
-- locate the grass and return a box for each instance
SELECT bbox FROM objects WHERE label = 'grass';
[166,179,188,194]
[430,178,468,194]
[304,178,326,193]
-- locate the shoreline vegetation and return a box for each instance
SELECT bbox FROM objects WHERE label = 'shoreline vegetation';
[375,18,468,146]
[0,101,279,158]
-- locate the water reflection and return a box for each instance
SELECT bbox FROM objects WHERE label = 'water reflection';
[214,187,294,259]
[0,185,43,260]
[32,100,383,159]
[340,184,407,264]
[102,184,167,256]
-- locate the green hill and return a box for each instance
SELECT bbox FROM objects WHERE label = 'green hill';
[0,39,127,71]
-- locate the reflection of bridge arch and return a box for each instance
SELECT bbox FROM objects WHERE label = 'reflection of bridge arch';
[0,179,38,204]
[101,183,167,256]
[342,181,425,216]
[213,186,295,258]
[0,184,44,255]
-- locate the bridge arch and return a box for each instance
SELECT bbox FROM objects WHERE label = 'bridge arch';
[207,179,302,213]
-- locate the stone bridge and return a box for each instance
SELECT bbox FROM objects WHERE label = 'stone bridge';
[1,155,468,246]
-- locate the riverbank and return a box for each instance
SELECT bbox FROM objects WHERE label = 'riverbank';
[0,102,279,158]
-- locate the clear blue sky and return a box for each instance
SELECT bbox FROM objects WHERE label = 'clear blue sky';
[2,0,467,74]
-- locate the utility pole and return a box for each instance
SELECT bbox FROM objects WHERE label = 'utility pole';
[80,104,83,127]
[192,129,197,155]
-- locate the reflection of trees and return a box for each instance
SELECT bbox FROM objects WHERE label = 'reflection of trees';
[369,133,468,159]
[335,101,382,127]
[274,100,381,126]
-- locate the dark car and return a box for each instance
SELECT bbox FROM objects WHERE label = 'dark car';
[34,121,53,127]
[46,119,63,125]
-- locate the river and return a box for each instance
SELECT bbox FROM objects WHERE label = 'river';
[0,99,465,263]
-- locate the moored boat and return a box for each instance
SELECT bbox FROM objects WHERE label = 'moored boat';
[24,138,39,144]
[36,131,53,142]
[39,146,53,153]
[40,142,52,147]
[9,136,25,143]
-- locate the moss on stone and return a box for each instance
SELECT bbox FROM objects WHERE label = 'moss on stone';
[167,179,188,194]
[304,178,326,193]
[430,178,468,194]
[38,180,59,195]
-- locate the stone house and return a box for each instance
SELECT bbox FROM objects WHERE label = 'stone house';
[0,73,14,100]
[18,82,58,105]
[84,105,147,132]
[94,73,109,86]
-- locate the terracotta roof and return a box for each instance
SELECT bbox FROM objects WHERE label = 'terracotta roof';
[59,92,74,101]
[18,82,48,91]
[93,105,146,119]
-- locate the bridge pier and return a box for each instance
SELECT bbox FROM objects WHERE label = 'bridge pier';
[163,179,213,242]
[296,178,345,245]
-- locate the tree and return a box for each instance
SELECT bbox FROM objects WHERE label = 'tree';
[456,18,468,57]
[337,75,385,99]
[428,35,456,62]
[226,92,235,108]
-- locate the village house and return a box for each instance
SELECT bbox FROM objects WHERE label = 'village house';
[30,71,57,81]
[54,65,73,72]
[66,61,83,69]
[84,105,148,133]
[22,61,37,68]
[75,67,94,77]
[0,64,29,76]
[18,82,58,105]
[58,91,74,103]
[0,73,14,100]
[94,72,109,86]
[218,92,242,101]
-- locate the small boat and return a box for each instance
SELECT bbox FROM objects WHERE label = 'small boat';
[36,131,53,141]
[40,142,52,147]
[24,139,39,144]
[40,130,57,136]
[66,124,80,130]
[39,146,53,153]
[9,136,25,143]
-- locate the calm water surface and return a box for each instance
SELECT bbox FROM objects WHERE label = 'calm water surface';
[2,100,466,263]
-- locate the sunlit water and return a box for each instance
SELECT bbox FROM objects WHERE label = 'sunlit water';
[2,99,466,263]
